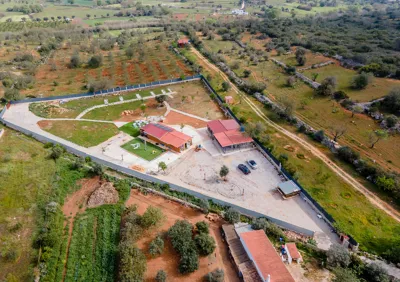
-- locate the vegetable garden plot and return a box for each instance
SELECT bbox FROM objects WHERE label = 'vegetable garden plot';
[64,205,122,282]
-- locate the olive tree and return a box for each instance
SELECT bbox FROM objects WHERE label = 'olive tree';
[327,244,351,268]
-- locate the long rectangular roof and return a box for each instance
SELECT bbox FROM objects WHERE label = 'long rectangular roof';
[240,230,295,282]
[214,130,253,147]
[277,180,301,196]
[286,243,302,260]
[207,119,240,134]
[141,123,192,148]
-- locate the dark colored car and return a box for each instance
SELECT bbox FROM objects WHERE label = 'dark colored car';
[238,164,251,175]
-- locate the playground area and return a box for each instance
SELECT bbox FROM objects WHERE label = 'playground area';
[121,137,165,161]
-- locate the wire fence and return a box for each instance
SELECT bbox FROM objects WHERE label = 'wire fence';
[10,75,202,104]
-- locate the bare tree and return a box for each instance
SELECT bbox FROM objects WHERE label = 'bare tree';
[329,124,347,142]
[369,130,388,148]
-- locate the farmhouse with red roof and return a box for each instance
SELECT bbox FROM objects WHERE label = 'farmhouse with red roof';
[177,38,190,47]
[207,119,253,153]
[140,123,192,153]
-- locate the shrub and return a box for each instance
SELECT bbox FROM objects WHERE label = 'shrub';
[178,247,199,274]
[69,53,80,68]
[87,78,112,92]
[198,199,210,214]
[224,208,240,224]
[327,244,351,268]
[4,88,21,101]
[351,72,371,89]
[315,76,336,96]
[332,267,360,282]
[87,55,103,68]
[205,269,224,282]
[382,88,400,114]
[140,206,164,228]
[333,91,348,100]
[383,244,400,264]
[196,221,209,234]
[363,263,390,282]
[265,222,285,239]
[168,220,199,274]
[337,146,360,163]
[155,270,167,282]
[195,233,216,256]
[44,142,54,149]
[375,176,396,191]
[385,115,398,128]
[149,235,164,257]
[119,243,147,282]
[251,217,269,231]
[312,130,325,142]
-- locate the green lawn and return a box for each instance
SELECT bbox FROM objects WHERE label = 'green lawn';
[302,64,400,102]
[30,90,153,119]
[39,120,119,147]
[119,122,140,137]
[121,138,164,161]
[82,100,143,121]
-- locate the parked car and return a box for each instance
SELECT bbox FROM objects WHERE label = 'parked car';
[247,160,257,169]
[238,164,251,175]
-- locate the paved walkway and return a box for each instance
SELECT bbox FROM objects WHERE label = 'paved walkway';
[76,90,176,119]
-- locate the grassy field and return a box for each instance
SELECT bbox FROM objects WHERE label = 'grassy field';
[201,35,400,172]
[38,120,119,147]
[276,51,332,69]
[121,138,165,161]
[30,89,153,119]
[119,122,140,137]
[0,128,56,281]
[185,45,400,255]
[302,64,400,102]
[82,100,143,120]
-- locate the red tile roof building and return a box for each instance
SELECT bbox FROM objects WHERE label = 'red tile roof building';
[240,230,295,282]
[285,243,302,263]
[140,123,192,153]
[207,119,253,153]
[177,38,190,47]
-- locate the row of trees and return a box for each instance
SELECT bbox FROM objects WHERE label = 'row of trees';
[168,220,216,274]
[6,4,43,14]
[119,205,165,281]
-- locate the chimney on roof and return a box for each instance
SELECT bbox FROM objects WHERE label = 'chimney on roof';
[266,274,271,282]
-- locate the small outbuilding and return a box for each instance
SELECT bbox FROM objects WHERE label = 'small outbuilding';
[285,243,302,264]
[177,38,190,47]
[225,96,234,105]
[277,180,301,199]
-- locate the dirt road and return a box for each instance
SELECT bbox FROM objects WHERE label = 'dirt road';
[190,47,400,223]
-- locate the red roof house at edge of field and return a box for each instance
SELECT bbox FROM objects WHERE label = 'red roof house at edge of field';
[240,230,295,282]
